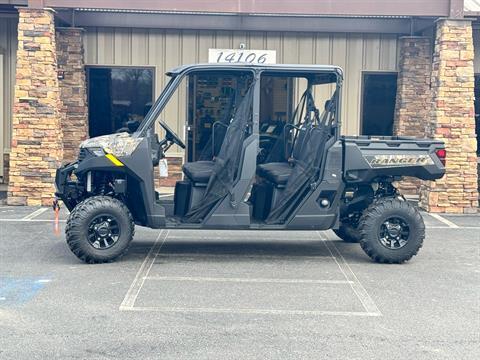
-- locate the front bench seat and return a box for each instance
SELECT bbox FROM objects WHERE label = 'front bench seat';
[182,161,215,183]
[256,162,292,186]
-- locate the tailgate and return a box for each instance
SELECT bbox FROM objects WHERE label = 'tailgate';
[342,136,445,183]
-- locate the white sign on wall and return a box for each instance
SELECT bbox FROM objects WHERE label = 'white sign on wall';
[208,49,276,64]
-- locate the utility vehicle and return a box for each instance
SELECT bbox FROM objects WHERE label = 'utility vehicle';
[55,64,446,264]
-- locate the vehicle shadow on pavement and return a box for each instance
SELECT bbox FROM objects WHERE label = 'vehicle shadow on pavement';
[127,238,369,262]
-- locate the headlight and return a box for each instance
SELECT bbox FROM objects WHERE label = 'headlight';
[89,147,105,157]
[81,133,143,157]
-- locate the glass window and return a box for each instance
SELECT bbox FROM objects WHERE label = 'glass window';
[87,67,154,137]
[361,73,398,136]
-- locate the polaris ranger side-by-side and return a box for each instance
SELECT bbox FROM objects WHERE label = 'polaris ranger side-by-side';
[55,64,446,264]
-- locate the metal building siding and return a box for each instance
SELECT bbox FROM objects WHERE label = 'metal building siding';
[474,29,480,73]
[82,27,399,137]
[0,16,18,177]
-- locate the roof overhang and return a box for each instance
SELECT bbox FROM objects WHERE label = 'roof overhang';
[0,0,464,34]
[52,9,436,34]
[0,0,464,18]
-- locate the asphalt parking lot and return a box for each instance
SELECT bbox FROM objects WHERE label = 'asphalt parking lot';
[0,206,479,359]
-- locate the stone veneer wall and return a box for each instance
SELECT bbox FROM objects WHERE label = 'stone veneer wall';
[419,19,478,213]
[393,36,432,195]
[7,8,63,206]
[56,28,88,162]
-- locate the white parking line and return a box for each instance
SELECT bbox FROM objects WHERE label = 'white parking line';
[317,231,382,316]
[428,213,459,228]
[22,207,48,220]
[120,230,381,316]
[144,276,353,285]
[119,230,169,310]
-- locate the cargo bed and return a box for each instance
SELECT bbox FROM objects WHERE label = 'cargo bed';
[341,135,445,183]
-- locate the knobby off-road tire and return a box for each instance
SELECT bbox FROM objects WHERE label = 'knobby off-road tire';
[333,223,361,243]
[66,196,135,264]
[358,198,424,264]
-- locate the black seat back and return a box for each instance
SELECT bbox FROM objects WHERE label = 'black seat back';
[291,125,309,160]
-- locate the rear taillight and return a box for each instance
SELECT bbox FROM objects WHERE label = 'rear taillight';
[435,148,446,166]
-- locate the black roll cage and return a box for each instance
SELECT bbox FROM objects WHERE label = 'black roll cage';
[135,63,344,141]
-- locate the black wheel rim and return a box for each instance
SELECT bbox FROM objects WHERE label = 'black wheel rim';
[87,214,121,250]
[379,216,410,250]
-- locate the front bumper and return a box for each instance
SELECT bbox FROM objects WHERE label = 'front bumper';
[54,162,83,211]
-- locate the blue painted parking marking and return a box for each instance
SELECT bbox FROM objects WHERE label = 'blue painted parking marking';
[0,277,51,306]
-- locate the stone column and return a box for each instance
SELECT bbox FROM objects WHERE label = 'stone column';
[393,36,432,195]
[56,28,88,162]
[419,19,478,213]
[7,8,63,206]
[393,36,431,137]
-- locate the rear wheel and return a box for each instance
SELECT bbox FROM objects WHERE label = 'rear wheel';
[66,196,134,264]
[358,198,424,264]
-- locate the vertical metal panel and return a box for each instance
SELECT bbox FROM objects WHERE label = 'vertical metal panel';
[83,28,98,64]
[314,34,333,107]
[131,28,148,65]
[113,28,131,65]
[0,20,6,178]
[96,27,114,64]
[147,28,165,93]
[363,34,381,70]
[474,30,480,73]
[248,31,266,49]
[281,32,298,64]
[0,53,4,177]
[265,31,282,58]
[331,33,348,133]
[0,16,18,174]
[163,30,183,135]
[82,27,399,140]
[297,33,314,64]
[232,31,248,50]
[215,30,233,49]
[379,34,398,70]
[7,18,16,156]
[296,33,314,101]
[146,28,165,136]
[181,30,198,65]
[345,33,363,135]
[281,33,300,103]
[179,30,198,140]
[197,30,215,62]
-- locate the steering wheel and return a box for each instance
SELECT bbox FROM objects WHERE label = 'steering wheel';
[159,120,186,149]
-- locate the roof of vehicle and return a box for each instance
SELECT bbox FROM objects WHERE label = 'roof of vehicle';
[167,63,344,78]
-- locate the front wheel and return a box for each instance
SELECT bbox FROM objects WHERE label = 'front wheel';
[358,198,424,264]
[65,196,135,264]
